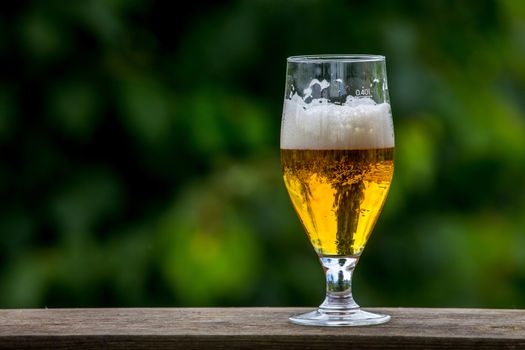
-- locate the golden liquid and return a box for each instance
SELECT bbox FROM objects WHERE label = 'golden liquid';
[281,148,394,256]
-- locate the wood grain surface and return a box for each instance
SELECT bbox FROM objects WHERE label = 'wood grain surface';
[0,307,524,349]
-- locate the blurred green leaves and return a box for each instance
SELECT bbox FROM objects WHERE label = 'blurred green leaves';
[1,0,525,309]
[183,90,271,158]
[0,88,16,141]
[49,79,103,139]
[49,170,123,236]
[158,178,261,305]
[116,76,173,148]
[18,9,67,60]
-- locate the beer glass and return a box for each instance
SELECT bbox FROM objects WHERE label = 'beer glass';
[281,55,394,326]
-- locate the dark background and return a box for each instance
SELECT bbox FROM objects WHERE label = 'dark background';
[1,0,525,308]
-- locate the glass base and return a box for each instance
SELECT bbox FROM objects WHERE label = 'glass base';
[289,308,390,327]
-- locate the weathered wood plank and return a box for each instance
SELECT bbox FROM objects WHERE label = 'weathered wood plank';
[0,308,524,349]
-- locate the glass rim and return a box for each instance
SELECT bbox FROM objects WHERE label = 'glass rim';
[287,54,385,63]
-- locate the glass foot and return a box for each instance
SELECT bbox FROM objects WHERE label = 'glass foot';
[289,308,390,327]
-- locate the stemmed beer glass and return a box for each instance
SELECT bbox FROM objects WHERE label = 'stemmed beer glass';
[281,55,394,326]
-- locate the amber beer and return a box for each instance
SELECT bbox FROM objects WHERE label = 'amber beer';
[281,84,394,258]
[281,147,393,256]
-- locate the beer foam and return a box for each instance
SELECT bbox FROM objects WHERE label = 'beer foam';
[281,93,394,150]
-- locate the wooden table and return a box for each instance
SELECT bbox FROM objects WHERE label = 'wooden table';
[0,308,524,349]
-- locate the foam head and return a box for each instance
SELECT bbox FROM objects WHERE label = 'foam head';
[280,93,394,150]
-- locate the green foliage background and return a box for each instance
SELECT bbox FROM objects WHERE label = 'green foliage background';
[1,0,525,308]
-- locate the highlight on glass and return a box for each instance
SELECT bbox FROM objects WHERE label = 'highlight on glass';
[280,55,394,326]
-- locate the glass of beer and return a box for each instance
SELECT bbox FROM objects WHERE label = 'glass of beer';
[281,55,394,326]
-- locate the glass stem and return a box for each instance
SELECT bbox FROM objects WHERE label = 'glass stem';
[319,256,360,312]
